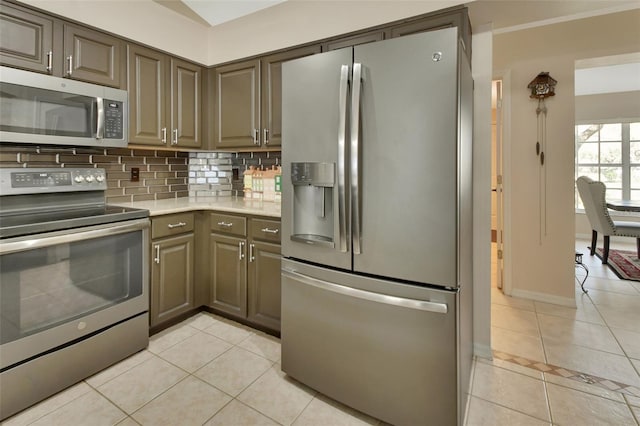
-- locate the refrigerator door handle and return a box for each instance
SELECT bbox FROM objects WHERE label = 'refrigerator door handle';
[282,269,448,314]
[337,64,349,253]
[350,63,362,255]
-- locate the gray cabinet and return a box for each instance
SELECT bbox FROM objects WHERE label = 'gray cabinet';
[212,45,319,150]
[128,44,201,147]
[322,31,386,51]
[151,213,195,328]
[0,2,124,88]
[247,218,282,331]
[208,212,282,332]
[0,2,56,74]
[63,23,123,88]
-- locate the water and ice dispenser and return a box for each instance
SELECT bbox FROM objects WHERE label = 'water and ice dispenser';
[290,162,336,248]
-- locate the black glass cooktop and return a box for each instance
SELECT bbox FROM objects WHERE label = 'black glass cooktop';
[0,205,149,239]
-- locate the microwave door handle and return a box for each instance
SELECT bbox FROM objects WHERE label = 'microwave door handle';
[96,97,105,139]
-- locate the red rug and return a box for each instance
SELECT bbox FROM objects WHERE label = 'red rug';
[596,248,640,281]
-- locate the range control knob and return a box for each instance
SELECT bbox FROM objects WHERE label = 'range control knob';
[74,175,85,183]
[96,175,105,183]
[85,175,95,183]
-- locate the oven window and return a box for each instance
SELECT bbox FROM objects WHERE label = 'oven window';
[0,82,95,137]
[0,231,143,345]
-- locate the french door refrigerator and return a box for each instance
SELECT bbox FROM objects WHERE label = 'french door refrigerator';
[280,27,473,426]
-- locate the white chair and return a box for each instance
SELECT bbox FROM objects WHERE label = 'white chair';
[576,176,640,264]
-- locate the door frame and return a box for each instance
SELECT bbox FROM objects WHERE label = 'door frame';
[493,70,513,296]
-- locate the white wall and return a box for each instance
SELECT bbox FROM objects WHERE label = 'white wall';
[20,0,211,64]
[494,9,640,306]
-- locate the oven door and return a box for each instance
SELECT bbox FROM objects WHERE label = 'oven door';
[0,218,149,370]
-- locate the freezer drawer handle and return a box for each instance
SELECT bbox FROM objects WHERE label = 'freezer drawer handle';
[282,269,448,314]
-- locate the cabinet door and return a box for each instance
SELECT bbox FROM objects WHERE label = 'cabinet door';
[322,31,385,51]
[213,59,260,149]
[170,58,201,148]
[247,240,281,332]
[63,24,122,88]
[151,233,195,327]
[128,44,167,146]
[0,4,55,74]
[261,45,320,148]
[209,233,247,318]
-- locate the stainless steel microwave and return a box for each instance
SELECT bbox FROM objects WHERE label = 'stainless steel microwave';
[0,66,128,148]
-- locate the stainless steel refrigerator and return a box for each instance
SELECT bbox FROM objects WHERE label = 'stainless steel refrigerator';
[280,27,473,426]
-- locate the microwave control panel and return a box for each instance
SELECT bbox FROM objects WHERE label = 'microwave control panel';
[104,100,124,140]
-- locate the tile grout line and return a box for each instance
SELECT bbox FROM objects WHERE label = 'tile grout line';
[493,350,640,397]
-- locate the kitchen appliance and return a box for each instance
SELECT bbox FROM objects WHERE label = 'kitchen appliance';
[0,66,128,147]
[0,168,149,420]
[281,27,473,426]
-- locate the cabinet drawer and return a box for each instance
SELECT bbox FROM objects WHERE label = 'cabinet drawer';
[152,213,195,239]
[250,218,281,243]
[210,213,247,237]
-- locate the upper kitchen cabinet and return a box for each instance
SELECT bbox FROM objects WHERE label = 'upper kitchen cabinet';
[389,9,471,62]
[0,2,124,88]
[128,44,202,148]
[321,31,386,51]
[260,45,320,148]
[212,45,320,150]
[0,3,56,74]
[63,24,123,88]
[212,59,260,149]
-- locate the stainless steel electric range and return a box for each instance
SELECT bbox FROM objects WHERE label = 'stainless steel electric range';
[0,167,150,420]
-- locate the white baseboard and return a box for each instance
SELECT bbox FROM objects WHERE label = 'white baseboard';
[510,288,576,308]
[473,343,493,359]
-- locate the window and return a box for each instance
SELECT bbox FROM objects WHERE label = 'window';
[576,121,640,208]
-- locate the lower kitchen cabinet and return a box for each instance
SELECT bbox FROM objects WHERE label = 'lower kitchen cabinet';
[150,213,195,328]
[209,233,247,318]
[247,240,282,331]
[208,213,282,332]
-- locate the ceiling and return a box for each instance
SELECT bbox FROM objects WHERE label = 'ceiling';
[154,0,640,32]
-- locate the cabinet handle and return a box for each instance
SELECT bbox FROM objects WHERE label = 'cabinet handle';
[217,221,233,228]
[253,129,260,145]
[263,128,269,145]
[66,55,73,76]
[154,244,160,264]
[46,51,53,73]
[161,127,167,144]
[167,222,187,229]
[261,227,279,234]
[249,243,255,262]
[172,129,178,145]
[239,241,245,260]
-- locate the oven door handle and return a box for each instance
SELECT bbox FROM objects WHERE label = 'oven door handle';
[0,218,149,255]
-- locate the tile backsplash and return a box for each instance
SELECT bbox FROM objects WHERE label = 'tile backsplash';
[188,151,281,198]
[0,144,188,203]
[0,144,281,202]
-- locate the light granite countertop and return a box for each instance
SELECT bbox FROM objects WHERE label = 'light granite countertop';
[112,197,281,218]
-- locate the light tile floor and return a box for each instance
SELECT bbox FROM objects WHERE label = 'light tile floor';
[3,238,640,425]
